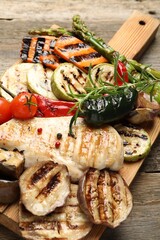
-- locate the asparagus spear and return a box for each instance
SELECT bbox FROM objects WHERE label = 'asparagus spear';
[72,15,160,83]
[28,26,73,37]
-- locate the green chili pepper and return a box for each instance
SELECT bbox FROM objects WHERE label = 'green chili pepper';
[82,87,138,126]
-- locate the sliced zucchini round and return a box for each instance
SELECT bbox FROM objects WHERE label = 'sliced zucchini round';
[51,63,87,101]
[27,63,57,100]
[114,124,151,162]
[0,63,34,101]
[85,63,115,88]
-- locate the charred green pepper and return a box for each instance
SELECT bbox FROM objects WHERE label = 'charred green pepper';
[82,87,138,126]
[69,87,138,137]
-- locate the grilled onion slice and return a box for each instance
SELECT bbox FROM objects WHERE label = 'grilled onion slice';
[78,168,133,228]
[19,161,70,216]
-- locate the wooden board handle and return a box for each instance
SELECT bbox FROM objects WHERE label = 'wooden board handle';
[108,10,160,59]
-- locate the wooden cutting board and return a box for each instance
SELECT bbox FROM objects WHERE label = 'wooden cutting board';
[0,10,160,240]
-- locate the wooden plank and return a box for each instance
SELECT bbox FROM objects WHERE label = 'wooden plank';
[0,10,160,240]
[109,10,160,59]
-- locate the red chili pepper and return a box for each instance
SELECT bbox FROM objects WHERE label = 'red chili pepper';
[34,94,77,117]
[116,61,129,86]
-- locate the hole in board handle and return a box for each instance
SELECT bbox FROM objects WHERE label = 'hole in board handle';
[139,20,146,25]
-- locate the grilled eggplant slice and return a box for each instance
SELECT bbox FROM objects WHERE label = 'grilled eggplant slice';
[19,161,70,216]
[51,63,87,101]
[0,63,34,101]
[78,168,133,228]
[19,184,93,240]
[0,148,24,179]
[27,63,57,99]
[114,124,151,161]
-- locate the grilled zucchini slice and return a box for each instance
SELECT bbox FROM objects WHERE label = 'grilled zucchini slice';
[86,63,115,87]
[115,124,151,162]
[51,63,87,101]
[0,63,34,101]
[27,63,57,99]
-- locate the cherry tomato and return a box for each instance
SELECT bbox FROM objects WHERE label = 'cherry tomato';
[117,61,129,86]
[10,92,38,119]
[0,97,12,124]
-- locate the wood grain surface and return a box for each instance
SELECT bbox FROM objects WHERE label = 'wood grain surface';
[0,1,160,240]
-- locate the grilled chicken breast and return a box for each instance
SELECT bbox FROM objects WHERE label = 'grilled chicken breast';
[0,117,124,182]
[78,168,133,228]
[19,161,70,216]
[19,184,93,240]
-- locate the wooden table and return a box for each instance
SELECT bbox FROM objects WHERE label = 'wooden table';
[0,1,160,239]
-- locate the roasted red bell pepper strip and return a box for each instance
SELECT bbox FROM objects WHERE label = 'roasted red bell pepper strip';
[117,61,129,86]
[34,94,77,117]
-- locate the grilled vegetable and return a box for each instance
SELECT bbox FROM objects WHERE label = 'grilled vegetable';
[10,92,38,120]
[54,35,107,72]
[34,94,76,117]
[78,168,133,228]
[19,161,70,216]
[27,63,57,99]
[51,62,87,101]
[0,63,34,101]
[80,87,138,127]
[0,178,19,204]
[72,15,160,103]
[0,117,124,182]
[114,124,151,161]
[0,97,12,124]
[0,149,24,179]
[127,108,159,124]
[19,184,93,240]
[20,36,59,66]
[86,63,115,87]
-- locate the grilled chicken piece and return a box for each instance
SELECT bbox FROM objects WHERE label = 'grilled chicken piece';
[19,184,93,240]
[0,148,24,179]
[78,168,133,228]
[54,35,107,72]
[0,117,124,182]
[19,161,70,216]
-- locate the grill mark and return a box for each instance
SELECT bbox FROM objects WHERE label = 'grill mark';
[33,37,45,62]
[64,42,89,51]
[61,71,85,94]
[70,52,102,63]
[21,37,32,61]
[30,161,57,185]
[118,130,148,140]
[37,172,61,197]
[85,168,95,214]
[97,170,106,222]
[109,172,122,223]
[20,221,58,231]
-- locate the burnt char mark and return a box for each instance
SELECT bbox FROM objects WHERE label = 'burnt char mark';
[21,37,32,60]
[31,162,57,185]
[20,221,58,231]
[37,172,61,197]
[118,130,148,140]
[85,168,97,213]
[62,71,85,94]
[64,42,89,51]
[97,170,106,221]
[70,52,102,63]
[33,37,46,62]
